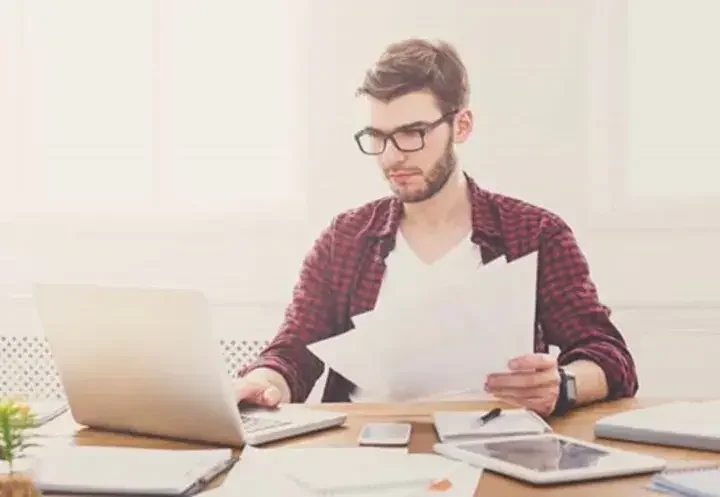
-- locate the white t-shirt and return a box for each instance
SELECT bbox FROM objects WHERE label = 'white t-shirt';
[350,231,482,402]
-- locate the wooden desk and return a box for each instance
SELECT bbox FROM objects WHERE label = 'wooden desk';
[44,398,720,496]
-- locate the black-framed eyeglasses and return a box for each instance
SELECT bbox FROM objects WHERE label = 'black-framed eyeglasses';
[353,110,458,155]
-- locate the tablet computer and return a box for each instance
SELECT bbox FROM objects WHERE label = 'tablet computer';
[433,433,666,485]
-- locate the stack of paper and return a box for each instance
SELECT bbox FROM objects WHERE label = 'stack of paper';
[207,446,482,496]
[308,252,538,401]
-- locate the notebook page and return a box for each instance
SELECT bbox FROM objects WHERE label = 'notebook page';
[433,408,550,440]
[653,466,720,497]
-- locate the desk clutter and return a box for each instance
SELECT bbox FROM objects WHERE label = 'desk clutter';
[10,402,720,496]
[19,407,674,495]
[431,408,667,486]
[27,445,481,497]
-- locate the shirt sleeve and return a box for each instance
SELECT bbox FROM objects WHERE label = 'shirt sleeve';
[537,222,639,400]
[238,221,338,402]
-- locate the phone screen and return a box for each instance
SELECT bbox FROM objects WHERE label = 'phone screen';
[360,423,411,441]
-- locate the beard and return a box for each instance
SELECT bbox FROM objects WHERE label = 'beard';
[386,137,457,203]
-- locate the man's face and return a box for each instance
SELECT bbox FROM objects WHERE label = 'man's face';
[360,91,462,203]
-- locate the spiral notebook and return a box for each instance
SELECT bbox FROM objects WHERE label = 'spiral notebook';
[650,464,720,497]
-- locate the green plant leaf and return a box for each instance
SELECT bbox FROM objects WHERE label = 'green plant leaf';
[0,398,38,463]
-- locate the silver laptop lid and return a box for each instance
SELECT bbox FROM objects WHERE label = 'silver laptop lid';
[32,283,247,446]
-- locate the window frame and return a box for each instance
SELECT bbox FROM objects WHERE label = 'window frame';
[585,0,720,233]
[0,0,309,228]
[0,0,312,305]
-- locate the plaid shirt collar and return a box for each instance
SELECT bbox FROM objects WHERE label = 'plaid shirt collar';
[358,172,506,260]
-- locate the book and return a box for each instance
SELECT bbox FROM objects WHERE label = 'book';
[650,464,720,497]
[595,401,720,452]
[32,446,237,495]
[432,408,552,442]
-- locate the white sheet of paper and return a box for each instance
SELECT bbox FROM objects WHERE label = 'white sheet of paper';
[201,458,314,497]
[387,251,537,400]
[307,321,393,397]
[309,251,537,401]
[231,447,482,497]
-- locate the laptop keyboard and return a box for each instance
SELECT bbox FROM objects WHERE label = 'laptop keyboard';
[240,414,292,433]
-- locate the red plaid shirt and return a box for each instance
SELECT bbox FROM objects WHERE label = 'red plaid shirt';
[241,174,638,403]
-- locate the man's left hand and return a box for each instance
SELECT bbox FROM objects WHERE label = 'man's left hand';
[484,353,561,417]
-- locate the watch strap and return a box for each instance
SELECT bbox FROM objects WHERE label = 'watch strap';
[552,367,574,416]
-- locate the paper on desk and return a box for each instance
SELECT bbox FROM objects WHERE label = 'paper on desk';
[230,447,482,496]
[309,251,537,401]
[201,457,314,497]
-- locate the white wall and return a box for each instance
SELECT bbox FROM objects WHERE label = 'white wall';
[2,0,719,399]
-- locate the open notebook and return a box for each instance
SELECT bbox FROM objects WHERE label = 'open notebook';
[32,446,237,495]
[650,465,720,497]
[433,408,551,442]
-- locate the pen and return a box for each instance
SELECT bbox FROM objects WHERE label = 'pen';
[476,407,502,426]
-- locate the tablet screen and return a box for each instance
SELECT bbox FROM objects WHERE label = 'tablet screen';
[460,437,612,472]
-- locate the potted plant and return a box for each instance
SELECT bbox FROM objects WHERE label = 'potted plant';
[0,399,41,497]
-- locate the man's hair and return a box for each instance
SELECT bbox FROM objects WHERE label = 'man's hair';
[356,38,469,115]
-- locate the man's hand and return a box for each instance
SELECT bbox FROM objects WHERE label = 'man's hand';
[233,368,290,408]
[484,353,561,417]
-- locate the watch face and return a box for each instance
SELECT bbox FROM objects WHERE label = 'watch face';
[566,374,578,403]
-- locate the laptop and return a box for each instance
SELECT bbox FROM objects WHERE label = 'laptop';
[31,283,346,447]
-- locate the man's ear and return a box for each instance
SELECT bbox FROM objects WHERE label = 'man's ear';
[453,108,474,144]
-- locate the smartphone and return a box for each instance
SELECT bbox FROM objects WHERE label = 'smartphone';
[357,422,412,447]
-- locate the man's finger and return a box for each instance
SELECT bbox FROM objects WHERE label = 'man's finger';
[508,353,557,372]
[262,386,281,406]
[234,381,265,401]
[490,385,556,402]
[486,368,559,390]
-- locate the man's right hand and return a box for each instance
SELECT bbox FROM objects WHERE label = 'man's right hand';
[233,368,291,407]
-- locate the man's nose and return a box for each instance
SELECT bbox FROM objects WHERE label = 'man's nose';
[380,139,406,167]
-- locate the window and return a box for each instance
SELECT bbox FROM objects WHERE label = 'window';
[0,0,311,304]
[0,0,308,223]
[587,0,720,229]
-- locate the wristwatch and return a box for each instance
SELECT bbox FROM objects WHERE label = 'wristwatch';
[553,367,578,416]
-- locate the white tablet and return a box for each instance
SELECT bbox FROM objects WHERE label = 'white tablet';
[433,433,667,485]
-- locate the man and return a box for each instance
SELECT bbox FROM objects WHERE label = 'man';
[235,38,638,417]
